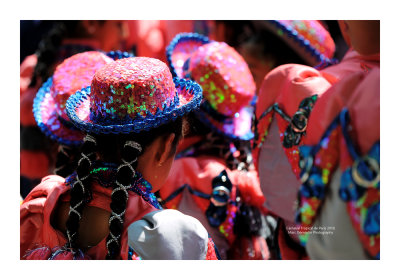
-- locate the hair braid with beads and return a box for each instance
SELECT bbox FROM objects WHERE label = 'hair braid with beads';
[65,134,97,249]
[62,117,184,258]
[105,141,142,259]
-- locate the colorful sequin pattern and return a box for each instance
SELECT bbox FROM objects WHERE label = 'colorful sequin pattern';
[296,110,380,259]
[218,202,238,245]
[89,57,177,123]
[295,124,341,245]
[276,114,303,178]
[128,247,142,260]
[339,143,380,258]
[189,42,255,117]
[129,171,163,210]
[206,237,220,260]
[278,20,335,61]
[51,51,113,120]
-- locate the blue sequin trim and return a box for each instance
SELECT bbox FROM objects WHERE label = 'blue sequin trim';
[105,50,134,60]
[295,113,341,207]
[128,171,163,210]
[166,32,211,78]
[339,109,361,160]
[33,77,83,147]
[337,109,380,238]
[314,58,339,70]
[161,184,211,206]
[66,78,203,134]
[267,20,334,66]
[57,115,80,131]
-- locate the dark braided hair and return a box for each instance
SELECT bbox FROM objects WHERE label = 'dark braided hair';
[106,140,142,259]
[66,134,97,250]
[65,117,184,259]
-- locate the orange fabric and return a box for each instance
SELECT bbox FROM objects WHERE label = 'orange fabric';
[345,68,380,155]
[159,156,264,210]
[176,135,204,155]
[321,49,380,84]
[205,238,219,260]
[20,54,38,97]
[20,175,157,260]
[227,235,270,260]
[20,87,38,127]
[163,20,194,45]
[129,20,166,62]
[126,20,196,63]
[304,69,380,155]
[304,72,365,146]
[20,150,50,179]
[256,64,333,120]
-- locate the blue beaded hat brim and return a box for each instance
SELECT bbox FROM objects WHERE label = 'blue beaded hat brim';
[166,32,211,78]
[65,78,203,135]
[262,20,333,67]
[33,77,85,146]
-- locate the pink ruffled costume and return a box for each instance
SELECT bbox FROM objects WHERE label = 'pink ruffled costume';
[21,175,156,259]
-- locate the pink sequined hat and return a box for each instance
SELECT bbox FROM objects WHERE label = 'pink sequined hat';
[33,51,123,146]
[263,20,336,67]
[166,33,256,140]
[66,57,203,134]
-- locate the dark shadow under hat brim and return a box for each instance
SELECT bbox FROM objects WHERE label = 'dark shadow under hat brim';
[195,103,254,141]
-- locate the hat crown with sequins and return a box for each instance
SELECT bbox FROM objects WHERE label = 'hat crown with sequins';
[188,41,256,117]
[89,57,177,122]
[66,56,203,134]
[51,51,114,120]
[166,33,255,140]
